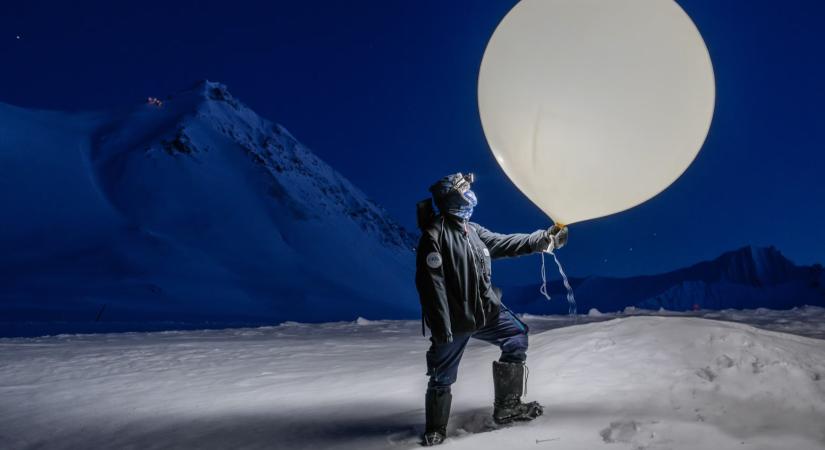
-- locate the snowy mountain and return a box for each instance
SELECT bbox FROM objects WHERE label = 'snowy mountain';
[505,245,825,314]
[0,81,418,335]
[3,83,822,337]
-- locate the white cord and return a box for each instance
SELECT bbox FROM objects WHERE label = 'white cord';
[539,251,552,301]
[540,247,577,318]
[550,250,577,316]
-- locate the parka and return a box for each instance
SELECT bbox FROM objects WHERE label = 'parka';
[415,213,550,343]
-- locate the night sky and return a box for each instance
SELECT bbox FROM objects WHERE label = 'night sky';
[2,0,823,284]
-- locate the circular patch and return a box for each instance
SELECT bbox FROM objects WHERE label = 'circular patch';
[426,252,442,269]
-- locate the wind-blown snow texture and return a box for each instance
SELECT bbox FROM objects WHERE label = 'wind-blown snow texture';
[0,81,418,335]
[508,245,825,314]
[1,311,823,449]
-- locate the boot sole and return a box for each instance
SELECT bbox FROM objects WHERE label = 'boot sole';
[493,408,544,425]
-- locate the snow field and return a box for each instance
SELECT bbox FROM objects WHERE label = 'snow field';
[1,314,824,449]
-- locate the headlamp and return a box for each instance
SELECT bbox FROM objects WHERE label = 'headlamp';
[453,172,475,194]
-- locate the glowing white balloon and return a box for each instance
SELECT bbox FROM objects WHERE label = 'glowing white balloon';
[478,0,715,225]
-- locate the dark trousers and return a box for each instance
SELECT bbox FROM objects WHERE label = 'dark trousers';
[426,307,529,390]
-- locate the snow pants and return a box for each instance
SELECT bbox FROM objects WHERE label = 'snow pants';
[426,307,529,390]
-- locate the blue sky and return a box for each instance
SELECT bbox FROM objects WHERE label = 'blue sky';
[2,0,823,283]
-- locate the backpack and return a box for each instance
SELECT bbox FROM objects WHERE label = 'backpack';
[416,198,437,230]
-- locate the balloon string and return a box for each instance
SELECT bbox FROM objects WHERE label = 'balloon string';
[539,251,551,301]
[540,250,578,319]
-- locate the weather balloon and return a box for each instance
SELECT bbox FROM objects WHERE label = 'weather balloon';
[478,0,715,225]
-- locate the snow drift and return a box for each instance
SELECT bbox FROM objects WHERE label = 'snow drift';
[0,314,823,449]
[0,81,418,335]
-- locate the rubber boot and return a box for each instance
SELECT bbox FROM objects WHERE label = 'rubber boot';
[423,388,451,446]
[492,361,543,425]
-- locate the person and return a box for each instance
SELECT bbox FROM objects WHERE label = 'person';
[415,172,569,446]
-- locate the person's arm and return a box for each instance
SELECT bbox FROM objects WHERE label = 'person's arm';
[415,233,453,344]
[472,223,552,259]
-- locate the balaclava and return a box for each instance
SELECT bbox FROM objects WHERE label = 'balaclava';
[429,173,478,221]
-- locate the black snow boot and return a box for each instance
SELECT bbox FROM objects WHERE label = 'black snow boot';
[422,388,451,446]
[492,361,543,425]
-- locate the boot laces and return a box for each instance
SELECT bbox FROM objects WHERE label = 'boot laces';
[523,363,529,399]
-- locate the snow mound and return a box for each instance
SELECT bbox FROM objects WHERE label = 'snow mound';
[495,316,825,449]
[355,317,377,326]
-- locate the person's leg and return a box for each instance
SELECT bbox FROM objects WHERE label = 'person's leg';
[471,307,529,363]
[423,335,470,446]
[472,308,542,424]
[426,334,471,389]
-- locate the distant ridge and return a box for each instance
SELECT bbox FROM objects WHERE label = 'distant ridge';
[504,246,825,314]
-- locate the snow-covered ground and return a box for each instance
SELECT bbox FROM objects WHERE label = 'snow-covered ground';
[525,305,825,340]
[1,308,824,450]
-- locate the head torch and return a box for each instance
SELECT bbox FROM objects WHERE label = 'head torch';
[452,172,475,194]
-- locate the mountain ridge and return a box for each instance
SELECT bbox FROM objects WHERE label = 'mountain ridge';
[504,244,824,314]
[0,80,418,336]
[2,81,822,337]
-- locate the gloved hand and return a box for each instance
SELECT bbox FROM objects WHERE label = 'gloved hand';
[544,224,569,251]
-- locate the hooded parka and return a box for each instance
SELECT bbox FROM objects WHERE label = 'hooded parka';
[415,214,550,343]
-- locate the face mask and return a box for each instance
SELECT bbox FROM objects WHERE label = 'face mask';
[451,189,477,220]
[430,173,478,220]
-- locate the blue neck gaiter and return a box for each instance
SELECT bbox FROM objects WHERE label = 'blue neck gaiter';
[440,189,477,221]
[429,173,478,221]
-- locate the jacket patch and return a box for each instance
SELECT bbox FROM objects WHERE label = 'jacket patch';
[426,252,443,269]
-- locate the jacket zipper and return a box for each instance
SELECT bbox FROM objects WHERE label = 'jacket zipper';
[463,228,486,328]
